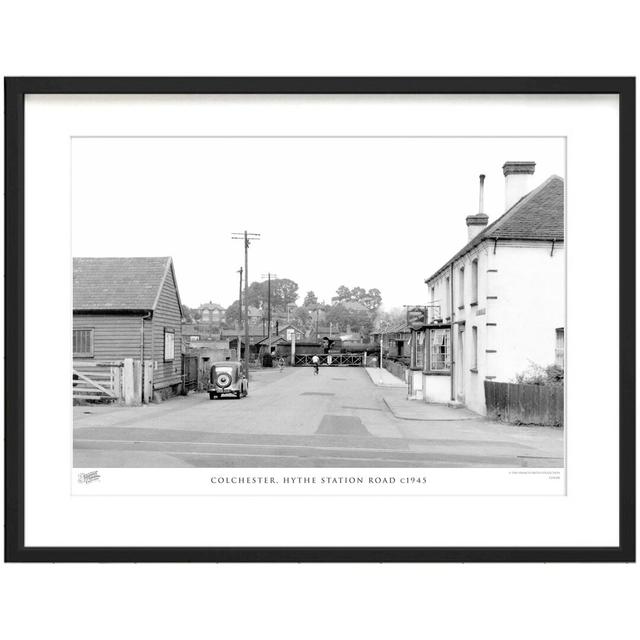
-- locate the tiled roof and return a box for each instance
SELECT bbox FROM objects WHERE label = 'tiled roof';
[371,322,410,335]
[199,302,225,311]
[278,323,304,333]
[255,335,287,346]
[73,257,179,312]
[426,175,564,283]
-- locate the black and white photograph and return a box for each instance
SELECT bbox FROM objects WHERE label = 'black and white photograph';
[71,136,566,473]
[6,77,632,563]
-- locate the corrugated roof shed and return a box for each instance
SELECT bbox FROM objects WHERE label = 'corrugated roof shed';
[426,175,564,283]
[73,256,180,312]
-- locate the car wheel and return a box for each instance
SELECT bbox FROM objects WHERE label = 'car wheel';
[236,391,241,399]
[209,392,216,400]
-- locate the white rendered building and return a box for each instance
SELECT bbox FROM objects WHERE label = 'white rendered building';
[415,162,565,415]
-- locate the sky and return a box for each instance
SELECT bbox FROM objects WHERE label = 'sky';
[72,136,565,310]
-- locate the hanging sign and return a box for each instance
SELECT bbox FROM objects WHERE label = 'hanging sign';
[407,306,426,330]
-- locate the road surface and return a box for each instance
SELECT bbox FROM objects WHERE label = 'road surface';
[74,367,564,468]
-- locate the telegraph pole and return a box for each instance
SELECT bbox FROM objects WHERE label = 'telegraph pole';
[261,272,278,339]
[237,267,243,363]
[232,230,260,377]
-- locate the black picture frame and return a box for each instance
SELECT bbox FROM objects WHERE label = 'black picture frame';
[4,77,635,563]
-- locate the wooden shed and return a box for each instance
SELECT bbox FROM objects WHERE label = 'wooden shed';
[73,257,185,401]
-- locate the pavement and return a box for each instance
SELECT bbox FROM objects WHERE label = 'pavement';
[364,366,407,388]
[383,397,478,421]
[74,366,564,468]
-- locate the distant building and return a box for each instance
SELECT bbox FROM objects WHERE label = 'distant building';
[277,323,305,341]
[416,163,564,414]
[73,256,184,400]
[371,322,410,359]
[198,301,225,326]
[247,305,263,325]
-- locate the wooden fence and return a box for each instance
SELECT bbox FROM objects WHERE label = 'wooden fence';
[484,381,564,426]
[383,359,408,383]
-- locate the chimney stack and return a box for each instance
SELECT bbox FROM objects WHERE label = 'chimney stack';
[503,161,535,210]
[478,173,485,213]
[466,174,489,241]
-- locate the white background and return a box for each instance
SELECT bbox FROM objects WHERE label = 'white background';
[26,94,603,547]
[1,2,638,640]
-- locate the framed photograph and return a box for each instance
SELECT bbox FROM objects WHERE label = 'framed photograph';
[4,77,635,562]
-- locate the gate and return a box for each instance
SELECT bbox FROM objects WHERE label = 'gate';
[294,353,364,367]
[73,361,123,401]
[182,354,198,392]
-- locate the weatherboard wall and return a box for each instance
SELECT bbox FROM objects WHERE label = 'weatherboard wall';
[150,266,183,391]
[73,314,143,362]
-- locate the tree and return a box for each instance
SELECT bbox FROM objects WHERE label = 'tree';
[332,285,352,304]
[331,285,383,312]
[362,288,382,312]
[373,306,405,331]
[224,277,300,325]
[182,305,194,322]
[271,278,299,310]
[303,290,318,307]
[292,306,313,330]
[225,300,242,326]
[325,303,372,334]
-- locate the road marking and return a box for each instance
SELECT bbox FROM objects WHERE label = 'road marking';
[76,447,466,465]
[75,437,411,455]
[74,438,548,466]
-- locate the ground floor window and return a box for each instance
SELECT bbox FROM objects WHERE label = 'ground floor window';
[428,328,451,372]
[73,328,94,357]
[410,330,425,369]
[164,328,175,362]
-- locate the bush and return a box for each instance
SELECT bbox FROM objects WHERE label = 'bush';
[513,361,564,386]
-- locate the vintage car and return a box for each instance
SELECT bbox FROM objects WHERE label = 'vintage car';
[208,361,248,399]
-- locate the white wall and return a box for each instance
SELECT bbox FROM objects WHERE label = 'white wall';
[408,369,423,399]
[490,242,565,382]
[422,374,451,403]
[428,241,491,414]
[427,239,564,415]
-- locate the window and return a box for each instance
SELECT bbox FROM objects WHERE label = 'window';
[458,266,465,307]
[444,277,451,318]
[555,328,564,367]
[410,330,425,369]
[471,326,478,370]
[164,329,175,361]
[73,328,94,357]
[471,258,479,304]
[416,330,425,368]
[430,286,435,303]
[428,328,451,372]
